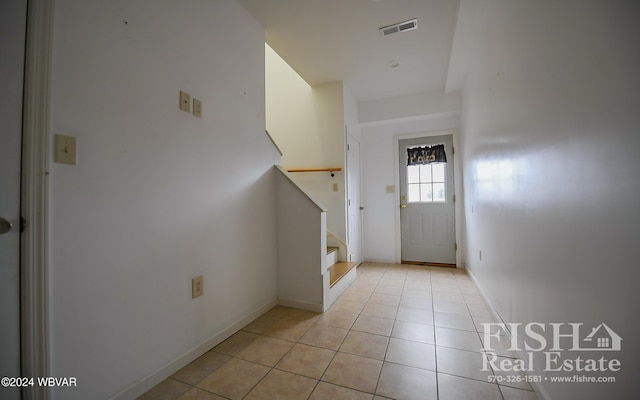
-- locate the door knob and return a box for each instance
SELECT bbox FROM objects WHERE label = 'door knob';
[400,204,407,209]
[0,217,12,234]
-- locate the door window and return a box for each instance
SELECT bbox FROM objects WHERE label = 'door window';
[407,162,446,203]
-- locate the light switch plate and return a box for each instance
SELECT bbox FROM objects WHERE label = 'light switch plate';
[192,98,202,118]
[192,275,203,298]
[386,185,395,194]
[54,134,78,165]
[332,182,338,192]
[179,91,191,113]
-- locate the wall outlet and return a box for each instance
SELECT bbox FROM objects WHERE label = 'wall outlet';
[192,275,203,298]
[179,91,191,113]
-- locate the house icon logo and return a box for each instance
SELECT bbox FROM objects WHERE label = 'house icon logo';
[581,323,622,351]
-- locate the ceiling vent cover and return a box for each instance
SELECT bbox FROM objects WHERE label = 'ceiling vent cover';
[379,19,418,36]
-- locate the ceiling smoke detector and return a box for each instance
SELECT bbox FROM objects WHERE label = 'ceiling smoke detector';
[379,19,418,36]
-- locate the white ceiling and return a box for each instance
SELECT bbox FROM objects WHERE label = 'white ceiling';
[239,0,460,102]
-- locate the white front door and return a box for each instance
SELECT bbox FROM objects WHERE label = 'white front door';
[399,135,456,265]
[0,1,27,398]
[346,132,362,264]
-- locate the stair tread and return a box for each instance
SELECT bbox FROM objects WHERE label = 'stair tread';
[328,261,359,287]
[326,247,339,254]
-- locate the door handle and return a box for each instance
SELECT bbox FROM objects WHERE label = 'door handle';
[0,217,12,234]
[400,204,407,209]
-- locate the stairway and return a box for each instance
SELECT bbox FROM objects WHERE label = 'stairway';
[326,247,358,287]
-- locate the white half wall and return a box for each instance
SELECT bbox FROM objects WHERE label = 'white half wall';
[49,1,279,399]
[457,1,640,398]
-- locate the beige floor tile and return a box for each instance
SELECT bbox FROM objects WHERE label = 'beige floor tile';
[350,281,378,292]
[264,318,312,342]
[391,320,435,344]
[500,386,538,400]
[235,336,294,366]
[339,330,389,360]
[177,387,226,400]
[276,343,335,379]
[264,305,294,319]
[437,373,502,400]
[473,316,504,336]
[137,378,191,400]
[402,286,432,298]
[322,352,383,394]
[284,308,322,323]
[432,291,466,303]
[299,324,349,350]
[376,362,437,400]
[385,338,436,370]
[433,300,470,316]
[399,295,432,310]
[213,331,259,356]
[197,358,270,400]
[340,289,373,303]
[435,326,483,352]
[309,382,373,400]
[403,280,431,290]
[467,303,492,318]
[490,356,533,391]
[361,302,398,319]
[374,284,404,296]
[244,369,317,400]
[378,277,405,286]
[434,312,475,331]
[171,351,231,385]
[316,309,359,329]
[332,299,366,313]
[480,335,521,358]
[352,315,394,336]
[396,307,434,325]
[436,346,493,382]
[242,315,280,334]
[368,293,400,306]
[462,293,485,305]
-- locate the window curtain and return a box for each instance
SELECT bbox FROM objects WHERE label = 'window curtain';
[407,144,447,165]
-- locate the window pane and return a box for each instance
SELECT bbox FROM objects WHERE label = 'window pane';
[408,184,420,202]
[419,164,432,183]
[407,165,420,183]
[433,183,445,202]
[432,163,445,182]
[420,184,433,202]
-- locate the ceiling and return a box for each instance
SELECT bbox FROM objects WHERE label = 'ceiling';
[239,0,460,102]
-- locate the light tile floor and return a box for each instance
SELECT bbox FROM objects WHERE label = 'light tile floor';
[138,263,539,400]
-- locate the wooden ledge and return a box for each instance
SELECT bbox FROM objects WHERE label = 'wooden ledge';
[329,262,359,287]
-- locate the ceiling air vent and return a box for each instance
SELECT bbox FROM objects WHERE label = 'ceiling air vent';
[379,19,418,36]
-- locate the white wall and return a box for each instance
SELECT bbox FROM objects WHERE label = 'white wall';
[361,97,460,263]
[49,1,280,399]
[266,45,348,241]
[458,1,640,398]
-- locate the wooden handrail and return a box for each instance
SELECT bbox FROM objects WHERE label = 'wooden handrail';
[286,167,342,173]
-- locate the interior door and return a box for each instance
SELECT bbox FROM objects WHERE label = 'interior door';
[399,135,455,265]
[0,1,27,398]
[346,132,362,264]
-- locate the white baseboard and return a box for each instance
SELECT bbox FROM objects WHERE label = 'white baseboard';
[108,298,278,400]
[277,297,323,313]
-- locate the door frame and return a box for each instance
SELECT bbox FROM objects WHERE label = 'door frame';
[21,0,53,398]
[393,130,464,267]
[345,128,363,264]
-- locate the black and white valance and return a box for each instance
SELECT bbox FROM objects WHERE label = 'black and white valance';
[407,144,447,165]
